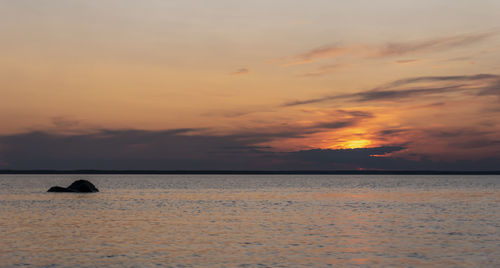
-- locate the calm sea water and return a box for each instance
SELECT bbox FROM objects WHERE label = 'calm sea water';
[0,175,499,267]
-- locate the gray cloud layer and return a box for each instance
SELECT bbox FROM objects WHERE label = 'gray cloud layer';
[0,129,402,170]
[1,128,499,170]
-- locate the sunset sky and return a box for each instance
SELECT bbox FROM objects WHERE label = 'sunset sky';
[1,0,500,170]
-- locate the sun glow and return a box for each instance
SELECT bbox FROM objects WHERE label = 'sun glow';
[340,139,372,149]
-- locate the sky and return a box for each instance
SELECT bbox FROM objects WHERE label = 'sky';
[1,0,500,170]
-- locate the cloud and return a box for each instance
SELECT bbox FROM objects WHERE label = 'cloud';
[477,79,500,97]
[286,45,347,66]
[230,68,250,75]
[298,63,347,77]
[395,59,419,64]
[374,32,495,57]
[372,74,498,91]
[0,109,379,170]
[378,128,409,136]
[312,120,360,130]
[0,129,266,170]
[1,124,499,170]
[308,109,373,129]
[0,128,407,170]
[17,127,497,171]
[284,74,500,106]
[202,105,274,118]
[403,126,500,162]
[51,117,80,129]
[354,85,468,102]
[281,147,406,170]
[227,110,372,144]
[443,56,473,62]
[285,31,496,65]
[425,128,491,139]
[452,139,500,149]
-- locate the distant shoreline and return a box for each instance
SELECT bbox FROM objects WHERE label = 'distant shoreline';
[1,170,500,175]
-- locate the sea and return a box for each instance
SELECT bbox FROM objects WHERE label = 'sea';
[0,174,499,267]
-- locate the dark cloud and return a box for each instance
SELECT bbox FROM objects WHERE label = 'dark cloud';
[312,120,357,129]
[0,129,268,170]
[224,109,373,144]
[373,74,498,91]
[424,128,493,139]
[310,110,373,130]
[355,85,463,102]
[452,139,500,149]
[335,109,373,117]
[202,105,274,118]
[284,74,500,106]
[284,96,334,107]
[284,85,462,106]
[284,146,404,170]
[477,79,500,97]
[0,109,373,170]
[419,128,500,151]
[1,128,499,170]
[0,128,399,170]
[378,128,409,136]
[418,102,446,108]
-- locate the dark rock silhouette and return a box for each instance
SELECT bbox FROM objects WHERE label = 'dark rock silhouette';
[47,186,74,192]
[47,180,99,193]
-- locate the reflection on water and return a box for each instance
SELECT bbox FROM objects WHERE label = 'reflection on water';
[0,175,499,267]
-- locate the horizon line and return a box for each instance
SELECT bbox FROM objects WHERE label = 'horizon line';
[1,170,499,175]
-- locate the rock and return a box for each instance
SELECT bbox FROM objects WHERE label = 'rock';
[47,186,74,192]
[47,180,99,193]
[67,180,99,192]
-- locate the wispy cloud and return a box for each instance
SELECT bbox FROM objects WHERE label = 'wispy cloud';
[284,74,500,106]
[374,32,494,57]
[378,128,409,136]
[286,45,347,66]
[395,59,419,64]
[228,109,374,144]
[298,63,347,77]
[285,31,496,65]
[373,74,498,91]
[230,68,250,75]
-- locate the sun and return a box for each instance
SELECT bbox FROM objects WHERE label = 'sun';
[340,139,372,149]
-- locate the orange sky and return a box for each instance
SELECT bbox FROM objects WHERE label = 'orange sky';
[1,1,500,169]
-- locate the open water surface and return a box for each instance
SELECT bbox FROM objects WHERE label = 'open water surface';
[0,175,499,267]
